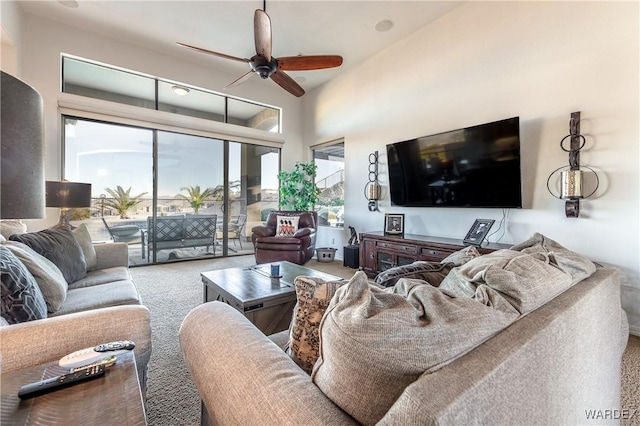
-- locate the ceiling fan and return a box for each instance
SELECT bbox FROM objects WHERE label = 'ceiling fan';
[177,2,343,97]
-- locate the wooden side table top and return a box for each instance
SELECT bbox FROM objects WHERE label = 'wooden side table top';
[1,351,146,426]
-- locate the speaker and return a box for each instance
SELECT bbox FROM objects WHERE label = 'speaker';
[343,245,359,269]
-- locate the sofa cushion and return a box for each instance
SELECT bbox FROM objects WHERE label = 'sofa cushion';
[0,245,47,324]
[276,215,299,237]
[52,280,141,317]
[3,241,67,312]
[312,271,517,425]
[287,275,348,373]
[72,223,98,271]
[439,233,596,315]
[10,226,87,283]
[68,266,131,290]
[439,245,481,266]
[374,261,453,288]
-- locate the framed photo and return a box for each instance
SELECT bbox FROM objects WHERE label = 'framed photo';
[463,219,495,246]
[384,213,404,236]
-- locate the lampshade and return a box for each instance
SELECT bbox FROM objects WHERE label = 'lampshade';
[46,181,92,208]
[1,71,46,219]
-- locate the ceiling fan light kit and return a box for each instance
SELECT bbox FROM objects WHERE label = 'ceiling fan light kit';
[177,4,343,97]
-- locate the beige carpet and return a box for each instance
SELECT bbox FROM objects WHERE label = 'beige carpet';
[130,256,640,425]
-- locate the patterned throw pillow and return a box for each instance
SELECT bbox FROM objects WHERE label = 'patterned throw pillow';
[275,215,300,237]
[3,241,67,312]
[9,226,87,283]
[287,275,348,373]
[374,261,453,288]
[0,245,47,324]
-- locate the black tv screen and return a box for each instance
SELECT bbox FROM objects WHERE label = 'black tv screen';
[386,117,522,208]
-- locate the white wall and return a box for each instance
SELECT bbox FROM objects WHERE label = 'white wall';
[0,1,22,74]
[303,2,640,334]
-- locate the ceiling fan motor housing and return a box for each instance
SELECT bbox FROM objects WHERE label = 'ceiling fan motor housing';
[250,55,278,79]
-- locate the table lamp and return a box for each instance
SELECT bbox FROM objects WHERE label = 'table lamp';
[46,181,92,226]
[1,71,46,220]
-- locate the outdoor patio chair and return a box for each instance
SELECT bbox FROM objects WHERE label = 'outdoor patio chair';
[102,217,142,244]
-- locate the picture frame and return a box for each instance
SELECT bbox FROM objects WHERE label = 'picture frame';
[384,213,405,236]
[463,219,495,246]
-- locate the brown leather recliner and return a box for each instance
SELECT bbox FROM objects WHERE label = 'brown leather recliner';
[251,211,318,265]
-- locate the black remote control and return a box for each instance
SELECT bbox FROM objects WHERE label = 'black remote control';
[18,364,106,399]
[94,341,135,352]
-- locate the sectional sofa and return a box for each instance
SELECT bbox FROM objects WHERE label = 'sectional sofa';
[180,234,629,425]
[0,223,151,392]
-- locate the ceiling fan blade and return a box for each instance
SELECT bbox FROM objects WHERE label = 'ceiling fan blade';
[176,42,250,63]
[225,70,255,89]
[277,55,343,71]
[270,70,305,97]
[254,9,272,61]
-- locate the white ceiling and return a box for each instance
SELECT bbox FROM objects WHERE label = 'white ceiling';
[20,1,464,94]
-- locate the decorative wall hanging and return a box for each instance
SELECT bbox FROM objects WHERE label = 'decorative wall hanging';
[546,111,599,218]
[364,151,381,211]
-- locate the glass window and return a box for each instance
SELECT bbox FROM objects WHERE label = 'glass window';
[62,55,281,133]
[227,98,280,132]
[63,117,153,246]
[63,56,155,109]
[313,142,345,228]
[157,81,225,122]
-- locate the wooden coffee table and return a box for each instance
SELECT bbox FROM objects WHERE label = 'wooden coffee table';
[1,351,146,425]
[201,261,342,335]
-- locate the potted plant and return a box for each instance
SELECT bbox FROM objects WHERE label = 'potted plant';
[278,162,320,211]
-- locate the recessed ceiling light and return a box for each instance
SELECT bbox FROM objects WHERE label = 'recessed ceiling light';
[58,0,79,8]
[375,19,394,32]
[294,76,306,83]
[171,85,190,96]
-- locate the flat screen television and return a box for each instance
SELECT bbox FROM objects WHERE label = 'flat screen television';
[386,117,522,208]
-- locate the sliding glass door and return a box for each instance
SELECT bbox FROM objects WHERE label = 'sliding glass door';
[63,117,152,262]
[63,116,279,265]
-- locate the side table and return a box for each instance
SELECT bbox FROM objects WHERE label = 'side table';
[1,351,147,425]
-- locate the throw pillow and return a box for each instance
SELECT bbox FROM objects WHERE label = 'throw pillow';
[287,275,348,373]
[0,220,27,239]
[311,271,517,425]
[9,226,87,283]
[440,245,481,266]
[275,215,300,237]
[3,241,67,312]
[71,223,97,271]
[0,245,47,324]
[374,261,453,288]
[439,233,597,316]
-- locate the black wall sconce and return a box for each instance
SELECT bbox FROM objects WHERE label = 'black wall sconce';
[364,151,381,211]
[546,111,599,218]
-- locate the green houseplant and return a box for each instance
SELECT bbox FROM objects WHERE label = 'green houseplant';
[278,162,320,211]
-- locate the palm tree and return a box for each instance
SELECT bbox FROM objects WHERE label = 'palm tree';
[103,186,148,219]
[177,185,215,214]
[210,180,242,201]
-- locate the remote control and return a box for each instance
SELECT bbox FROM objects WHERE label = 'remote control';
[18,364,106,399]
[70,355,117,373]
[59,341,135,369]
